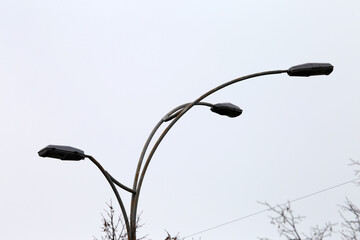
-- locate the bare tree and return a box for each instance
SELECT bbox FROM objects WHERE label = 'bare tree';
[339,198,360,240]
[339,160,360,240]
[261,160,360,240]
[93,201,146,240]
[259,201,334,240]
[93,202,183,240]
[164,231,181,240]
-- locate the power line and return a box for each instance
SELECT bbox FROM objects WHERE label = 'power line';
[183,177,360,239]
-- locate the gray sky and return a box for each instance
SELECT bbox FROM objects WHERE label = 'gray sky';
[1,1,359,239]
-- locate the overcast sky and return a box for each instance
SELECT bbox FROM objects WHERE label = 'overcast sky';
[1,1,359,239]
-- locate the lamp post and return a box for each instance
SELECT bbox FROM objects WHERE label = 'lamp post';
[38,101,242,240]
[38,63,333,240]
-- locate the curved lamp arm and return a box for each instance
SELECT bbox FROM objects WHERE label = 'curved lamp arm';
[85,155,132,240]
[130,69,287,236]
[138,70,287,188]
[142,70,286,181]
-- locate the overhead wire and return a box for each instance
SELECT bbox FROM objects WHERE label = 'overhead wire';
[183,177,360,239]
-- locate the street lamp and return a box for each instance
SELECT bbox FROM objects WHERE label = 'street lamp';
[38,63,333,240]
[38,145,85,161]
[38,101,242,240]
[287,63,333,76]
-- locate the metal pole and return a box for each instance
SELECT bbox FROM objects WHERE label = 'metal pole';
[129,102,215,240]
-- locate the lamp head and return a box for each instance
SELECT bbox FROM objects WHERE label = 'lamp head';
[38,145,85,161]
[210,103,243,118]
[287,63,333,77]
